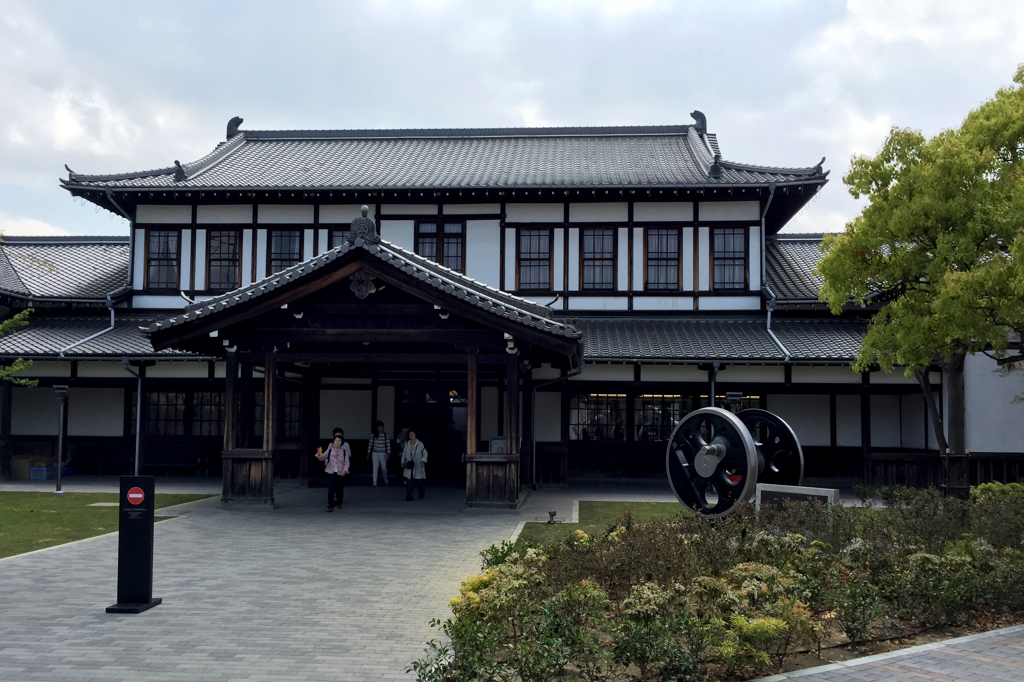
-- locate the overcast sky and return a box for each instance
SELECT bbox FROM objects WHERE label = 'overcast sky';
[1,0,1022,237]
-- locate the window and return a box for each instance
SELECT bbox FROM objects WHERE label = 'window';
[712,227,746,290]
[569,394,627,441]
[207,231,240,291]
[269,230,302,274]
[145,391,186,436]
[193,391,225,437]
[146,230,179,290]
[634,395,695,442]
[518,229,551,290]
[283,391,302,440]
[416,222,465,272]
[330,229,348,248]
[581,229,615,290]
[646,228,679,290]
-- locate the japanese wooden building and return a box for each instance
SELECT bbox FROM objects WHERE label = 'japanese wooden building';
[0,114,1021,504]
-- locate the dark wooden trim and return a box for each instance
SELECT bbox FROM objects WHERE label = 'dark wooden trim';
[204,228,243,293]
[264,227,306,279]
[223,352,237,452]
[414,218,466,274]
[499,210,506,291]
[251,206,259,285]
[236,351,512,365]
[578,226,617,292]
[141,227,183,293]
[641,225,685,293]
[189,206,198,292]
[263,351,277,452]
[709,225,749,292]
[514,226,554,293]
[829,392,837,449]
[467,353,478,456]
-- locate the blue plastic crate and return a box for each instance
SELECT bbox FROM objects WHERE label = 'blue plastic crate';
[29,466,57,481]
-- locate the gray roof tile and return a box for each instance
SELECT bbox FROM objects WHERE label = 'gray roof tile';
[771,318,867,362]
[765,235,825,302]
[0,237,129,301]
[63,125,828,191]
[0,316,198,358]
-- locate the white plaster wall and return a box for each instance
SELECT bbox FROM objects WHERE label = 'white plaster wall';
[319,390,372,439]
[133,229,146,290]
[697,227,710,290]
[481,386,500,441]
[552,228,564,291]
[12,388,58,435]
[682,226,694,292]
[443,203,500,215]
[465,220,501,289]
[871,371,919,384]
[699,201,759,221]
[503,227,517,291]
[901,393,927,449]
[319,205,374,223]
[194,228,207,290]
[381,204,438,215]
[241,229,254,286]
[381,220,415,252]
[258,204,314,223]
[569,202,627,223]
[567,228,580,291]
[136,205,191,223]
[792,366,861,384]
[179,229,192,290]
[377,385,395,434]
[641,365,707,382]
[698,296,761,311]
[68,388,123,437]
[77,362,133,378]
[146,363,209,378]
[318,228,329,253]
[197,205,251,223]
[303,229,314,260]
[965,353,1024,453]
[749,225,761,291]
[567,296,628,310]
[634,202,693,222]
[870,395,902,448]
[765,394,831,446]
[836,394,861,446]
[506,203,562,223]
[20,362,71,377]
[535,392,561,441]
[633,296,694,311]
[720,365,786,383]
[632,227,645,290]
[214,362,226,379]
[255,229,267,279]
[532,365,561,380]
[617,228,629,291]
[131,295,188,309]
[572,364,633,382]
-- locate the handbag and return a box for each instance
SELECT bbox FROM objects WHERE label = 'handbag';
[404,443,417,471]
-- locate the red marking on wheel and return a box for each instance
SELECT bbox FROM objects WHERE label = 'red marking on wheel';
[726,474,742,485]
[127,487,145,505]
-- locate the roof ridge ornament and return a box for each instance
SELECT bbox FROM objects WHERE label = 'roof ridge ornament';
[346,205,379,245]
[173,160,186,182]
[690,110,707,134]
[708,154,723,179]
[227,116,244,140]
[813,157,825,175]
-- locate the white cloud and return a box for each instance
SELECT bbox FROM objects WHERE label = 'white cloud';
[0,213,69,236]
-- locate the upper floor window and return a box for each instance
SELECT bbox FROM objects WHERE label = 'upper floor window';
[269,230,302,275]
[415,221,465,272]
[207,230,240,291]
[146,230,179,290]
[646,228,679,290]
[712,227,746,290]
[518,228,551,290]
[330,229,348,248]
[581,228,615,290]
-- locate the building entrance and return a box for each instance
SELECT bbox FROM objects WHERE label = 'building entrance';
[395,387,467,486]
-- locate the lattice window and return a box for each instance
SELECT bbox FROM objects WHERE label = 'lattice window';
[207,231,240,291]
[634,394,695,442]
[145,391,185,436]
[646,228,679,290]
[193,391,225,437]
[253,391,264,440]
[415,222,465,272]
[518,229,551,290]
[713,227,746,290]
[330,229,348,248]
[147,230,179,289]
[569,394,627,441]
[269,230,302,274]
[283,390,302,440]
[581,229,615,290]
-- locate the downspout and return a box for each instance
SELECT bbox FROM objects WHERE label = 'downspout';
[531,363,583,490]
[760,184,791,362]
[57,289,122,357]
[121,359,143,476]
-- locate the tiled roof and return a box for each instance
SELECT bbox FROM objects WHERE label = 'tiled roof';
[578,316,866,363]
[144,232,581,342]
[765,235,825,302]
[62,122,828,191]
[0,237,130,301]
[0,316,199,358]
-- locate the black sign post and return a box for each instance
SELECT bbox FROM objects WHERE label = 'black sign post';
[106,476,162,614]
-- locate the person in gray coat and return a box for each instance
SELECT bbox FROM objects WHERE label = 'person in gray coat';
[400,430,428,501]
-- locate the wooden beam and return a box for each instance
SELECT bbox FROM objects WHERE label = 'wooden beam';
[466,353,477,456]
[263,351,277,453]
[241,329,502,345]
[223,351,238,452]
[236,352,511,365]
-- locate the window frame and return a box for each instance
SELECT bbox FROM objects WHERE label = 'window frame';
[414,219,466,273]
[143,229,181,292]
[266,228,304,277]
[205,229,242,293]
[515,227,554,292]
[710,226,749,291]
[579,227,617,291]
[643,227,683,292]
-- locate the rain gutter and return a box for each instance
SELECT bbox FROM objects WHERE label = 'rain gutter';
[760,184,791,362]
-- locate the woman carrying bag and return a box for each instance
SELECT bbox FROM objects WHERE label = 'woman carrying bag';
[315,428,351,512]
[400,430,428,502]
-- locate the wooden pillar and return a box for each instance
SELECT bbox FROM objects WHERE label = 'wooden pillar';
[0,381,11,478]
[506,354,520,496]
[223,351,238,453]
[263,351,277,453]
[560,381,570,485]
[861,372,871,481]
[466,353,477,456]
[299,372,320,482]
[238,362,253,448]
[521,362,534,489]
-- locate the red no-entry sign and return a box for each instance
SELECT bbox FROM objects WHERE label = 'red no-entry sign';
[127,487,145,505]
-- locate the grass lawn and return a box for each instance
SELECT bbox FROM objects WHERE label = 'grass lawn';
[516,500,683,546]
[0,492,215,559]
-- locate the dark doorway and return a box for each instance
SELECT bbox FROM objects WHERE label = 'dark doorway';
[395,386,467,485]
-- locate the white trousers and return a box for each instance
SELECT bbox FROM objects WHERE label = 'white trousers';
[372,452,388,485]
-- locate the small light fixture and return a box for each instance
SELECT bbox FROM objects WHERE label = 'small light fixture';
[209,330,219,338]
[548,511,557,524]
[434,304,449,320]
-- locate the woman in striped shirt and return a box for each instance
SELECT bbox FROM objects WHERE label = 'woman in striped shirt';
[367,420,391,487]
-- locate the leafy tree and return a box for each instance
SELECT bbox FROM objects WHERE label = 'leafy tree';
[0,308,35,386]
[817,67,1024,494]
